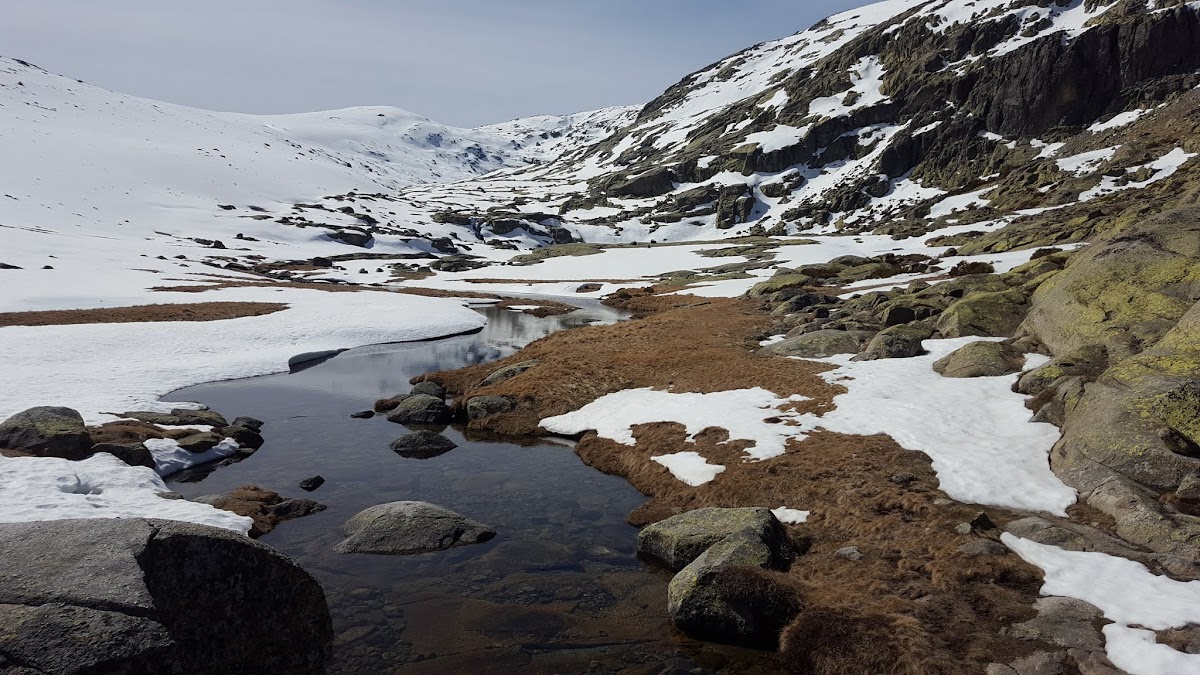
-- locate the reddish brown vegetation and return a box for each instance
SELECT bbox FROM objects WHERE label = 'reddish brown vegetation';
[0,302,286,327]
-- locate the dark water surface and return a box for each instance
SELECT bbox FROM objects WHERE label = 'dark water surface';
[164,301,776,674]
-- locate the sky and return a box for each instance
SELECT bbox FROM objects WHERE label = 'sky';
[0,1,868,127]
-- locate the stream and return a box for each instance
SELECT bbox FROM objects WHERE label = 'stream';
[162,301,777,674]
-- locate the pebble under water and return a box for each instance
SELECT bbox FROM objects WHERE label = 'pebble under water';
[163,301,779,674]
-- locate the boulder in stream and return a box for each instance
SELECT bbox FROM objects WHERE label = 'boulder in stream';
[390,430,458,459]
[334,501,495,555]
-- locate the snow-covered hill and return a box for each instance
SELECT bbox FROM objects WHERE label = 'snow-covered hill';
[0,55,635,275]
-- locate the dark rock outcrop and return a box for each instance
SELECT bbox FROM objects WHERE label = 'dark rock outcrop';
[0,407,92,460]
[334,501,496,555]
[0,519,332,674]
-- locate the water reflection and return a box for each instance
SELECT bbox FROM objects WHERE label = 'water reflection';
[162,301,777,674]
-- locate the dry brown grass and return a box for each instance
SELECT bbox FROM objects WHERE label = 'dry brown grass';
[423,287,1054,671]
[0,302,286,327]
[423,292,840,436]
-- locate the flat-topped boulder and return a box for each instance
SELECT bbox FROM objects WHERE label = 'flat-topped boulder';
[0,406,93,460]
[334,501,495,555]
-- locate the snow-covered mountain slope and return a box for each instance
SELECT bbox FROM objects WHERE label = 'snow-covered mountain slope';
[0,55,634,273]
[408,0,1200,250]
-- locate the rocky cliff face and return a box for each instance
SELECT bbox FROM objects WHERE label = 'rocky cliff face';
[408,0,1200,249]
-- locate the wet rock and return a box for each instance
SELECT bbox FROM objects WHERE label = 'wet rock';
[175,432,224,453]
[334,501,496,555]
[192,486,326,537]
[230,416,264,432]
[390,430,457,459]
[91,441,155,469]
[220,424,264,449]
[0,406,93,460]
[481,359,540,387]
[933,341,1026,378]
[384,394,452,425]
[350,410,375,419]
[410,381,447,400]
[299,475,325,492]
[667,533,803,646]
[759,329,875,358]
[854,324,932,360]
[0,518,332,674]
[466,395,516,421]
[637,507,792,572]
[374,394,409,413]
[122,408,228,428]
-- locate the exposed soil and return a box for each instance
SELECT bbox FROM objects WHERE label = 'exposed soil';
[422,287,1058,673]
[393,287,577,316]
[0,302,286,327]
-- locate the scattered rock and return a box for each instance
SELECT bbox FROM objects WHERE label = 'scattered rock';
[466,395,516,421]
[219,424,263,449]
[1006,597,1105,651]
[192,486,326,537]
[91,442,155,469]
[637,507,793,572]
[480,359,540,387]
[175,432,224,453]
[933,341,1026,377]
[390,430,458,459]
[350,410,375,419]
[230,416,264,432]
[410,381,447,400]
[759,329,875,358]
[835,546,864,561]
[667,536,804,646]
[957,540,1009,557]
[299,476,325,492]
[0,406,93,460]
[0,518,332,673]
[384,394,452,425]
[854,324,932,360]
[333,501,496,555]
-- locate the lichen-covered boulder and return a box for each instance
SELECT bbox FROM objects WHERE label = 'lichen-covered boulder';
[854,324,933,361]
[0,406,93,460]
[390,430,458,459]
[466,395,516,421]
[334,501,495,555]
[1020,211,1200,359]
[637,507,792,571]
[410,381,447,400]
[937,288,1030,338]
[933,341,1026,378]
[480,359,540,387]
[667,532,804,646]
[385,394,452,425]
[759,329,875,358]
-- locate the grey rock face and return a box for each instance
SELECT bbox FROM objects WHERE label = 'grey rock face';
[390,431,458,459]
[466,395,516,421]
[637,507,792,572]
[759,329,875,358]
[666,531,801,646]
[334,501,496,555]
[384,394,452,425]
[122,408,228,428]
[91,441,155,469]
[933,341,1026,378]
[854,324,933,361]
[410,381,447,400]
[1006,597,1105,652]
[480,359,540,387]
[0,519,332,674]
[0,406,93,460]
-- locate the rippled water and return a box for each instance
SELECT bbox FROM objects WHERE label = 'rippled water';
[163,301,777,674]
